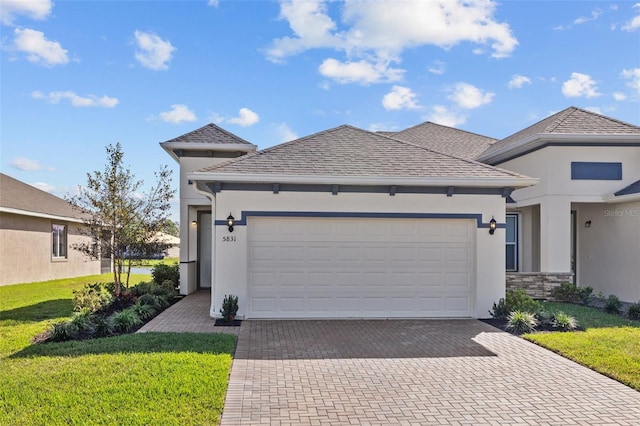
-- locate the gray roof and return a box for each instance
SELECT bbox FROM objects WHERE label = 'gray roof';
[392,122,496,160]
[0,173,81,219]
[482,106,640,158]
[160,123,254,145]
[615,180,640,197]
[200,125,530,180]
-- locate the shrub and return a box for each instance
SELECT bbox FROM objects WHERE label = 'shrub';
[49,320,79,341]
[490,289,542,319]
[551,311,578,331]
[72,283,114,313]
[69,311,95,334]
[506,311,539,334]
[137,293,160,308]
[627,302,640,320]
[94,316,115,337]
[133,302,156,320]
[604,294,622,315]
[152,263,179,288]
[130,281,155,297]
[109,308,142,332]
[220,294,239,322]
[550,282,593,305]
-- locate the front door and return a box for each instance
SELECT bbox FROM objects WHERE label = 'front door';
[198,212,212,288]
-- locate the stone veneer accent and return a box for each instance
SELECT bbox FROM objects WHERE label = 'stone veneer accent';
[506,272,575,300]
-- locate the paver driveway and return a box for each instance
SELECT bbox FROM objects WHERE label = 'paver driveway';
[222,319,640,425]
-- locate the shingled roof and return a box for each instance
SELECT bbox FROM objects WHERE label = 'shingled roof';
[391,122,496,160]
[197,125,531,181]
[160,123,254,145]
[0,173,81,220]
[480,106,640,160]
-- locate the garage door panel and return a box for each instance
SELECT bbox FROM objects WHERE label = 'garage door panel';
[247,217,475,318]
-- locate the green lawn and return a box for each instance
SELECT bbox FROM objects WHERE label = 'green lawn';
[0,275,236,426]
[525,301,640,391]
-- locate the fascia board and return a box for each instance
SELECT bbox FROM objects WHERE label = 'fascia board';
[187,172,540,189]
[0,207,85,223]
[159,142,257,162]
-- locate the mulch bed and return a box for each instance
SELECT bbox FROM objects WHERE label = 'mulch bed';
[214,319,242,327]
[479,318,585,335]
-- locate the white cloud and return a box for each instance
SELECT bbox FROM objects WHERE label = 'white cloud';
[10,156,55,171]
[508,74,532,89]
[427,60,445,75]
[207,0,219,7]
[584,106,603,114]
[265,0,518,83]
[275,123,298,142]
[0,0,52,25]
[228,108,260,127]
[159,104,197,123]
[621,68,640,95]
[574,9,602,25]
[425,105,466,127]
[318,58,403,85]
[31,182,57,193]
[382,85,420,111]
[561,72,601,98]
[32,91,119,108]
[622,4,640,31]
[134,30,176,70]
[613,92,627,101]
[13,28,68,67]
[448,82,494,109]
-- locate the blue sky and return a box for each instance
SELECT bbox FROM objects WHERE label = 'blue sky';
[1,0,639,221]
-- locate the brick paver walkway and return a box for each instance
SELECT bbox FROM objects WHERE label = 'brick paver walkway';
[139,294,640,425]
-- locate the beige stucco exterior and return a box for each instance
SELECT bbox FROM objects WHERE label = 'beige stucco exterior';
[0,212,101,286]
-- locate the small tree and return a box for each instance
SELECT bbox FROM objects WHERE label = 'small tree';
[68,142,175,296]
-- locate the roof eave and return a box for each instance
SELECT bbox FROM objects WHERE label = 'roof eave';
[0,207,85,223]
[160,141,258,163]
[602,192,640,204]
[187,172,539,189]
[478,134,640,164]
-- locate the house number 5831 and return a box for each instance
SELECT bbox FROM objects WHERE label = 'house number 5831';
[222,236,236,242]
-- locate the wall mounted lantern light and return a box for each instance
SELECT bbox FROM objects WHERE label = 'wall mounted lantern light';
[585,220,592,228]
[227,213,235,233]
[191,220,197,226]
[489,217,497,235]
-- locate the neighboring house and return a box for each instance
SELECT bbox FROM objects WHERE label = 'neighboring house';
[0,173,104,286]
[161,106,640,319]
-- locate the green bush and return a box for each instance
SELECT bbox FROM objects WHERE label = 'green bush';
[551,282,593,304]
[506,311,539,334]
[627,302,640,320]
[133,302,156,320]
[137,293,160,308]
[151,263,179,288]
[49,320,79,341]
[72,283,114,313]
[130,281,155,297]
[490,289,542,319]
[551,311,578,331]
[93,316,115,337]
[605,294,622,315]
[220,294,239,322]
[109,309,142,332]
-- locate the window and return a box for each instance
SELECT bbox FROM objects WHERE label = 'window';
[52,224,67,258]
[505,214,518,271]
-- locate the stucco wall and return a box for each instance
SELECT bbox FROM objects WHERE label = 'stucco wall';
[206,190,507,319]
[574,201,640,303]
[0,213,101,286]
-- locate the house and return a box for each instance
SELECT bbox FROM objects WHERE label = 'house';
[0,173,105,286]
[161,107,640,319]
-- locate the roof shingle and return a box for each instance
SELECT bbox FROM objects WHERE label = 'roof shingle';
[0,173,81,219]
[199,125,530,180]
[481,106,640,158]
[160,123,254,145]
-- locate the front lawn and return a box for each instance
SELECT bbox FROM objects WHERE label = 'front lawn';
[524,301,640,391]
[0,275,236,425]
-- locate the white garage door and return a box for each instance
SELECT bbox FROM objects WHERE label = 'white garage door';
[247,217,475,318]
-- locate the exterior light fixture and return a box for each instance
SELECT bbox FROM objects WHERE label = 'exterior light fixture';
[489,217,497,235]
[227,213,235,233]
[191,220,197,226]
[585,220,592,228]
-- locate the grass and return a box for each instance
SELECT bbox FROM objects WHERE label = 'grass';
[524,301,640,391]
[0,274,236,425]
[135,257,179,267]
